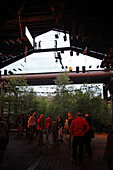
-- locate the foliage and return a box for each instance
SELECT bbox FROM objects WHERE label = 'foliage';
[0,72,111,131]
[53,72,74,118]
[1,75,28,116]
[5,75,28,94]
[52,72,111,131]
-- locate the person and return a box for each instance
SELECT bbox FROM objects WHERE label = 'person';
[16,114,23,137]
[70,112,90,162]
[28,112,36,143]
[0,115,8,163]
[25,114,30,138]
[22,114,26,132]
[103,115,113,170]
[37,114,44,145]
[35,114,39,137]
[68,112,73,146]
[3,115,10,132]
[52,118,58,146]
[45,115,51,144]
[64,119,69,140]
[3,115,10,143]
[84,114,93,157]
[57,116,64,142]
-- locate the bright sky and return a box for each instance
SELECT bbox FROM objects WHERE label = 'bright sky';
[1,30,104,96]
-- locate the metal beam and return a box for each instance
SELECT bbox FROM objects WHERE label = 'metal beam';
[0,47,71,69]
[1,71,113,85]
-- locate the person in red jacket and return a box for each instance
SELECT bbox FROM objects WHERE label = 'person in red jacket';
[37,114,44,145]
[70,112,90,162]
[45,115,51,144]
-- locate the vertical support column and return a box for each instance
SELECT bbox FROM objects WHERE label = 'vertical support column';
[108,80,113,118]
[103,84,108,100]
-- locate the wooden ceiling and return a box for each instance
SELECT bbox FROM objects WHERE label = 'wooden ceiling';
[0,0,113,69]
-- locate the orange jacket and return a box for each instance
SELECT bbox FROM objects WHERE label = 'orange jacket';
[37,118,43,130]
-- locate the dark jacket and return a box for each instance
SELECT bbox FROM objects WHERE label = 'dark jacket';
[103,129,113,169]
[57,118,64,129]
[85,116,93,139]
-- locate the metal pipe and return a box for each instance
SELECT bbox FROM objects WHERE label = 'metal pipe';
[1,71,113,81]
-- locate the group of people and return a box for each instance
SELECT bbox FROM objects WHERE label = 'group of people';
[0,111,97,164]
[1,111,113,169]
[27,113,64,146]
[22,111,94,163]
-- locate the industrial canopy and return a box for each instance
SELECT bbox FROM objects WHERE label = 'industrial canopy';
[0,0,113,69]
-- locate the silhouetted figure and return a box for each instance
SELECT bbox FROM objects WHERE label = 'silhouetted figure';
[57,116,64,142]
[16,114,23,137]
[25,114,30,138]
[0,115,8,163]
[103,115,113,170]
[45,115,51,144]
[28,112,36,143]
[38,41,41,49]
[55,52,64,69]
[37,114,44,145]
[68,112,73,147]
[84,114,93,157]
[52,119,58,146]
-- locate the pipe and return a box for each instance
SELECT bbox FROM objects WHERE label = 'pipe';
[1,71,113,81]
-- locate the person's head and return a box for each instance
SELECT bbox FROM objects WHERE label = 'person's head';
[40,114,44,119]
[33,112,36,117]
[68,112,71,117]
[77,112,82,117]
[48,115,51,119]
[86,114,89,117]
[68,112,73,119]
[65,119,68,123]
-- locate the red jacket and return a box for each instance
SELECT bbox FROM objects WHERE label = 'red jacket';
[37,118,43,130]
[70,116,90,136]
[45,118,51,130]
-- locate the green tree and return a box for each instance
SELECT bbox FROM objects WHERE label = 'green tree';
[73,84,111,131]
[19,88,38,115]
[51,72,111,131]
[53,72,74,118]
[1,75,28,117]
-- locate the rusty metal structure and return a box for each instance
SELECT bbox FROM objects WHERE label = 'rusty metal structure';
[1,71,113,86]
[1,0,113,114]
[0,0,113,69]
